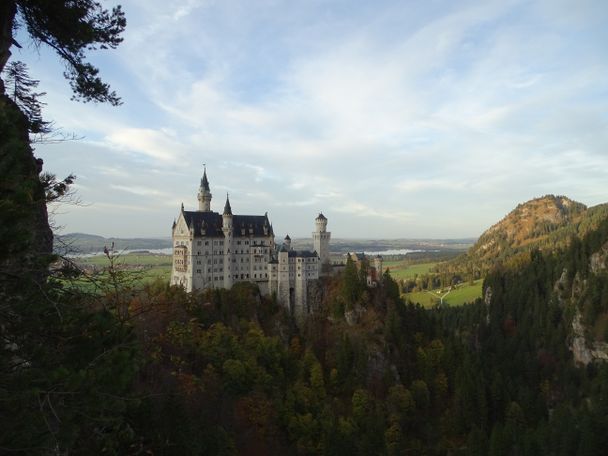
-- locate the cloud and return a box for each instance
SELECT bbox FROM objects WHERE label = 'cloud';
[104,128,187,162]
[395,178,469,193]
[110,185,168,197]
[28,0,608,238]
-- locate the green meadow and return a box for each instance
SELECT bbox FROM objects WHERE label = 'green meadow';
[78,253,173,267]
[382,261,437,280]
[404,279,483,308]
[72,253,173,289]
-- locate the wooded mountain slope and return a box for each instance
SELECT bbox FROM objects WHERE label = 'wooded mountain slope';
[445,195,608,276]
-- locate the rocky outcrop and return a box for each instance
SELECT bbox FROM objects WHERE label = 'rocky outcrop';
[590,240,608,274]
[484,286,492,324]
[565,243,608,366]
[571,310,608,365]
[0,95,53,290]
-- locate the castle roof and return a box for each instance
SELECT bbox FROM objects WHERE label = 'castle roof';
[201,167,210,191]
[287,250,318,258]
[223,194,232,215]
[280,247,319,258]
[181,210,272,237]
[316,212,327,221]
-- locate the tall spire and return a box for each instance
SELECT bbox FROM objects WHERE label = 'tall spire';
[223,193,232,215]
[198,164,212,212]
[201,165,210,191]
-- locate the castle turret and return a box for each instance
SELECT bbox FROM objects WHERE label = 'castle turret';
[197,166,212,211]
[313,213,330,270]
[283,234,291,251]
[222,194,233,288]
[374,255,383,278]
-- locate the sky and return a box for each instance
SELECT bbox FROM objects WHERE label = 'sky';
[10,0,608,239]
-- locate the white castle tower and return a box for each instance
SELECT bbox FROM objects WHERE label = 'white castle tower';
[313,213,330,270]
[197,166,212,211]
[222,194,233,289]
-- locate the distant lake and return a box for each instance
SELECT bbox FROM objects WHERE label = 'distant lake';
[71,247,431,258]
[362,249,425,256]
[69,248,173,258]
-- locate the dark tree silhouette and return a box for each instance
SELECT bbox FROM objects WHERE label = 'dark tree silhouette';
[0,0,126,281]
[3,60,50,133]
[0,0,126,104]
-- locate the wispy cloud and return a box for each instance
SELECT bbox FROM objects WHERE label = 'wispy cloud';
[25,0,608,237]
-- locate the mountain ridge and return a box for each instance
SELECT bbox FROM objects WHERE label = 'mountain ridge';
[444,195,608,275]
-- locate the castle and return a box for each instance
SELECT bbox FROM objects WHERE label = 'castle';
[170,168,331,317]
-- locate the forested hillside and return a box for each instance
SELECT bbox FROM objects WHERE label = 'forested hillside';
[442,195,608,278]
[435,213,608,454]
[6,214,608,454]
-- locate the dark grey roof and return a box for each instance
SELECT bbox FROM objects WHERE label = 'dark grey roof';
[316,212,327,220]
[223,195,232,215]
[288,250,318,258]
[201,168,210,191]
[181,210,271,237]
[284,234,291,240]
[352,252,366,261]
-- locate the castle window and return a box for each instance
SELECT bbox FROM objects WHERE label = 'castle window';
[205,241,209,245]
[197,241,201,246]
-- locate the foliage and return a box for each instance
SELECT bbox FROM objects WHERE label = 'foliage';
[2,0,126,104]
[5,212,608,453]
[2,60,50,133]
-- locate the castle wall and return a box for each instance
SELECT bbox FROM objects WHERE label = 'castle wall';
[171,170,328,326]
[277,251,291,311]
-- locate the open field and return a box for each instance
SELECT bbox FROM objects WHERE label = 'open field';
[404,279,483,308]
[70,253,173,289]
[383,261,437,280]
[78,253,173,267]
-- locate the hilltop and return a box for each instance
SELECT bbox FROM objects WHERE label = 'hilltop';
[445,195,608,275]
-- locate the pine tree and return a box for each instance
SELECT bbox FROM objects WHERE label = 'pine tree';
[3,61,50,134]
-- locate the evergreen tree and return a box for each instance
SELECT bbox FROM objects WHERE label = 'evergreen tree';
[2,61,50,134]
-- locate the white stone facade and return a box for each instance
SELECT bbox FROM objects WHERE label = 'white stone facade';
[268,237,320,321]
[171,169,327,321]
[170,169,275,292]
[312,213,331,271]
